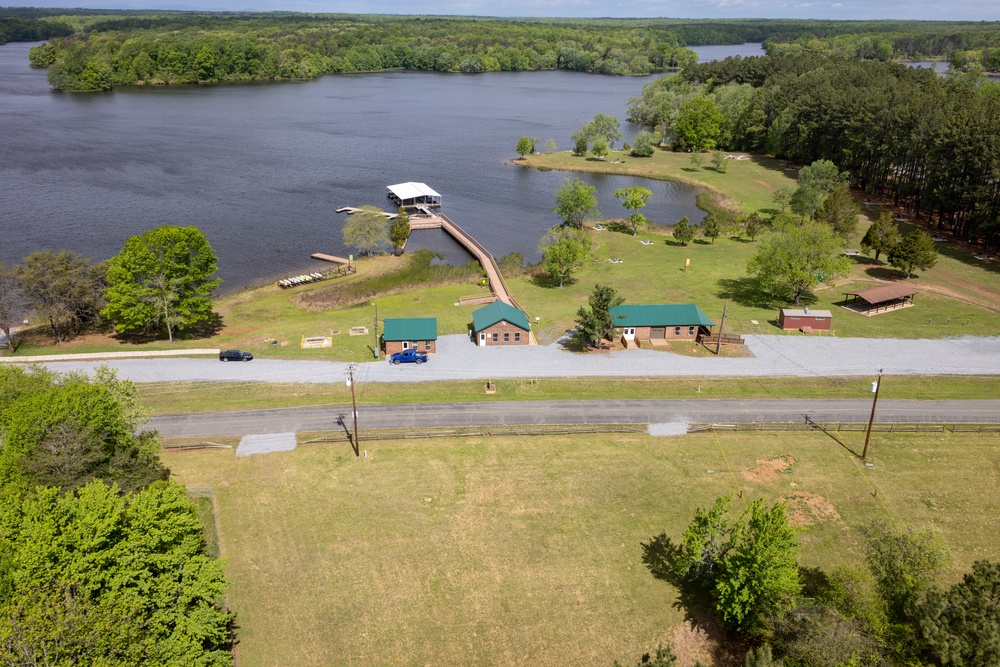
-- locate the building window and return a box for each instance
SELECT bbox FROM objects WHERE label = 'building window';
[424,340,431,350]
[514,332,521,342]
[503,332,510,342]
[688,326,695,336]
[492,332,498,342]
[674,326,681,336]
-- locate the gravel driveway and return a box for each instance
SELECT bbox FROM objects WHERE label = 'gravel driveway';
[38,334,1000,384]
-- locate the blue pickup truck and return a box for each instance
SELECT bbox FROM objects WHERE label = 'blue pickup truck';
[389,349,427,365]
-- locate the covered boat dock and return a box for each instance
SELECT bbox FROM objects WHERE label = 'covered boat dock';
[387,182,441,208]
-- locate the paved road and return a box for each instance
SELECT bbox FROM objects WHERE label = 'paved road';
[149,399,1000,438]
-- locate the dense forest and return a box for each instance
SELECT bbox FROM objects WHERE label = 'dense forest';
[23,13,702,90]
[627,55,1000,250]
[10,10,1000,91]
[0,16,72,44]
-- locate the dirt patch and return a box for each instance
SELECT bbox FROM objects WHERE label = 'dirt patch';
[741,456,794,484]
[670,623,716,667]
[781,492,841,527]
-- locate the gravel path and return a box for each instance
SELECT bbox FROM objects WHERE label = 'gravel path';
[38,334,1000,384]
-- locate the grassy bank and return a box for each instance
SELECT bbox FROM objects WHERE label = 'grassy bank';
[166,429,1000,666]
[139,375,1000,415]
[517,149,1000,343]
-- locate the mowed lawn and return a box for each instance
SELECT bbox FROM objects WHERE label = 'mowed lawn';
[166,430,1000,667]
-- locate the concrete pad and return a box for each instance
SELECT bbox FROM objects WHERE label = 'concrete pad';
[648,422,689,436]
[237,432,297,457]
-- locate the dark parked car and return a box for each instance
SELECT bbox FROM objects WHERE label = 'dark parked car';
[219,349,253,362]
[389,349,427,365]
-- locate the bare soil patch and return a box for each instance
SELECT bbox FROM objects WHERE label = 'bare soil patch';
[781,491,842,527]
[741,456,794,484]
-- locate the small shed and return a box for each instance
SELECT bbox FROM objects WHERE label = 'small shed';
[778,307,832,331]
[471,300,530,346]
[382,317,437,355]
[387,182,441,208]
[610,304,714,347]
[843,284,917,315]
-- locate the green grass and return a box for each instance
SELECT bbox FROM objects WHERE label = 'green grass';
[523,148,798,214]
[138,375,1000,415]
[165,429,1000,667]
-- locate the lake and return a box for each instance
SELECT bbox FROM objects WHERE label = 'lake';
[2,42,727,292]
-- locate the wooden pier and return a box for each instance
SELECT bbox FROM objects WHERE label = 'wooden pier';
[338,199,532,341]
[311,253,352,264]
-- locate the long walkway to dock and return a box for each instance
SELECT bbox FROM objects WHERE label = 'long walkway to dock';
[407,212,526,314]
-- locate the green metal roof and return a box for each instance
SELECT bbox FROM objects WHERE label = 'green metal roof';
[609,304,714,328]
[472,300,531,332]
[382,317,437,341]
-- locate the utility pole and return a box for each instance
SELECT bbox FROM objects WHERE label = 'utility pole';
[372,302,379,359]
[862,368,883,461]
[715,299,728,356]
[346,364,359,456]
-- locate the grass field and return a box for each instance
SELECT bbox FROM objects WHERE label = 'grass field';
[138,375,1000,415]
[166,429,1000,667]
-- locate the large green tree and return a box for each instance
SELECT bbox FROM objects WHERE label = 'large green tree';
[860,214,902,262]
[553,178,601,229]
[0,480,233,666]
[791,160,848,219]
[888,229,938,278]
[701,213,722,245]
[860,519,951,620]
[0,365,166,495]
[815,182,861,241]
[342,205,390,257]
[673,216,695,246]
[17,250,104,344]
[574,283,624,349]
[921,560,1000,667]
[675,97,724,151]
[630,130,656,157]
[672,495,801,637]
[614,186,652,236]
[389,207,411,255]
[102,226,221,344]
[747,218,852,305]
[515,135,537,158]
[538,225,591,288]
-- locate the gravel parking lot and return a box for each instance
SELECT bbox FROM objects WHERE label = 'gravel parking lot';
[37,334,1000,384]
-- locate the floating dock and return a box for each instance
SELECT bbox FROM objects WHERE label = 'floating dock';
[310,253,352,264]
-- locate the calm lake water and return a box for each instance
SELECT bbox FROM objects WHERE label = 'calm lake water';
[2,42,719,292]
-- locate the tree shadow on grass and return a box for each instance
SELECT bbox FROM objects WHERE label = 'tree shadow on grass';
[111,312,225,344]
[864,266,905,281]
[641,533,742,665]
[716,277,781,310]
[529,272,575,289]
[848,254,880,267]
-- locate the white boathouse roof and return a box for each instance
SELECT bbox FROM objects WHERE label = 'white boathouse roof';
[387,182,441,201]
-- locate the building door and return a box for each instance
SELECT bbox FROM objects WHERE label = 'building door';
[402,341,409,350]
[623,327,636,341]
[479,332,486,347]
[650,327,665,339]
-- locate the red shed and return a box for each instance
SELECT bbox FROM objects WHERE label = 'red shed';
[778,307,832,331]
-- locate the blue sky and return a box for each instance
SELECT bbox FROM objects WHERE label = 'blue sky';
[19,0,1000,21]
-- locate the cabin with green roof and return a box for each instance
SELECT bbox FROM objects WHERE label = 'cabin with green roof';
[609,304,714,348]
[471,300,531,346]
[382,317,437,355]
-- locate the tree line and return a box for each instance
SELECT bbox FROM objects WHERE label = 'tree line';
[25,13,701,90]
[0,226,222,352]
[629,54,1000,251]
[623,493,1000,667]
[0,364,233,665]
[0,16,73,44]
